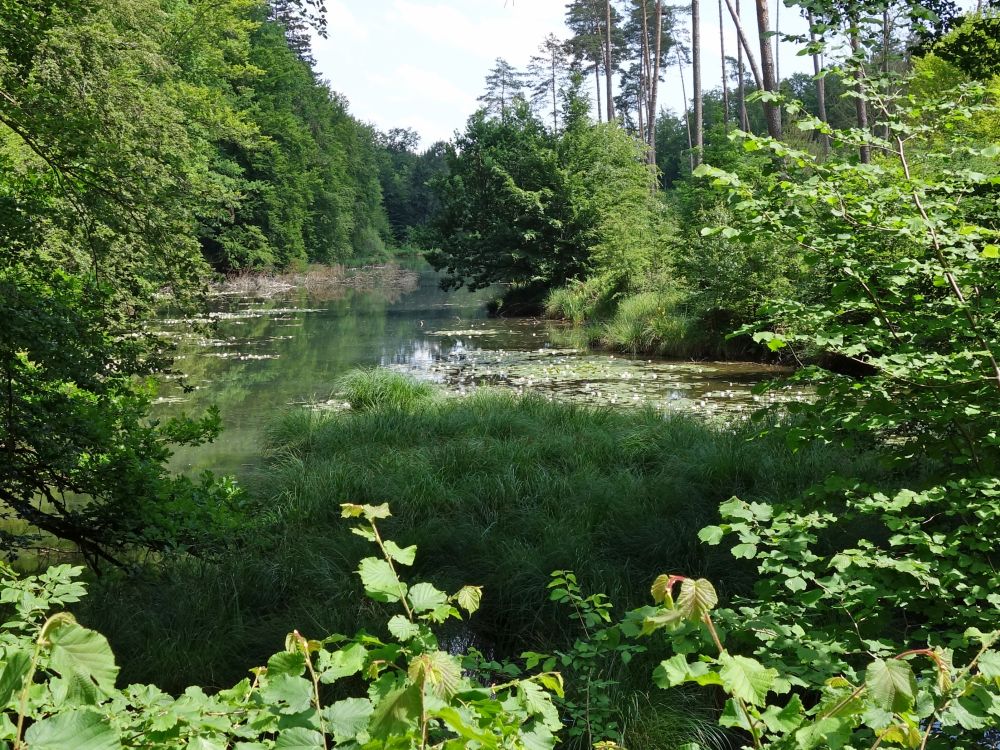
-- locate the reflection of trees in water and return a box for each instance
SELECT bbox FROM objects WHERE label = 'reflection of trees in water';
[213,264,420,303]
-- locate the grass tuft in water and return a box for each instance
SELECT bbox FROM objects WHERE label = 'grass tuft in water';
[337,368,438,411]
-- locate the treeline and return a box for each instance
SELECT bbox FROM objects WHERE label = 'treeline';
[0,0,416,563]
[424,0,1000,359]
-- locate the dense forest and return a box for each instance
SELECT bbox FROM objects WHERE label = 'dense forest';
[2,0,1000,748]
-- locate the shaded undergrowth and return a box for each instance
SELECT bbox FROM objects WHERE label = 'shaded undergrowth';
[81,371,885,703]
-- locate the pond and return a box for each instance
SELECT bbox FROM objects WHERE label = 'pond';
[154,266,803,477]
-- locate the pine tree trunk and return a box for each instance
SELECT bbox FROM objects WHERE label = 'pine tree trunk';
[722,0,764,91]
[551,56,559,134]
[594,60,603,121]
[605,0,615,121]
[648,0,663,164]
[737,0,748,129]
[754,0,782,138]
[641,0,652,145]
[720,0,729,130]
[693,0,703,165]
[676,46,694,170]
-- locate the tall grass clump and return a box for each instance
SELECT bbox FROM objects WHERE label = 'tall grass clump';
[81,372,887,693]
[543,273,621,324]
[336,368,437,411]
[598,290,706,358]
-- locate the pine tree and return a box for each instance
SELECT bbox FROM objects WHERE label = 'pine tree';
[478,58,527,122]
[527,34,572,134]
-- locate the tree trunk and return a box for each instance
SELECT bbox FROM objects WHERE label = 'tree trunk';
[754,0,782,138]
[881,7,891,141]
[774,0,780,85]
[551,55,559,134]
[736,0,748,129]
[594,60,603,121]
[808,11,829,155]
[692,0,703,165]
[648,0,663,164]
[722,0,764,91]
[676,46,694,170]
[720,0,729,130]
[640,0,651,144]
[850,23,870,163]
[605,0,615,121]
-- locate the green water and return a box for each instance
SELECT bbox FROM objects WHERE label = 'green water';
[155,269,801,477]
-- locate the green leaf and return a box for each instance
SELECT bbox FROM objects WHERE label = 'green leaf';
[455,585,482,615]
[407,582,448,613]
[261,674,313,713]
[357,557,406,603]
[274,727,325,749]
[761,694,805,733]
[370,684,423,738]
[675,578,718,621]
[718,653,777,706]
[697,526,724,545]
[865,658,916,714]
[434,705,499,748]
[0,648,31,705]
[653,655,723,689]
[24,709,121,750]
[383,541,416,566]
[319,643,367,683]
[982,244,1000,259]
[267,651,306,678]
[978,650,1000,680]
[518,680,561,730]
[409,651,462,699]
[188,739,227,750]
[536,672,564,698]
[323,697,373,743]
[387,614,421,641]
[44,614,119,695]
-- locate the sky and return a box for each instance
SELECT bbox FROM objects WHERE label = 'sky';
[311,1,817,149]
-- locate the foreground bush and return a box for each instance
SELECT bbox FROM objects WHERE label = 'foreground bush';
[9,504,1000,749]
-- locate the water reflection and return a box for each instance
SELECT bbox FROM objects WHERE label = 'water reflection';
[155,270,802,477]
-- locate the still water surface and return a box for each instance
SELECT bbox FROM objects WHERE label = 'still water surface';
[155,269,798,476]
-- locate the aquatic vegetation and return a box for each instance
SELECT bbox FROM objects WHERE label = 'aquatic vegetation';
[83,372,881,692]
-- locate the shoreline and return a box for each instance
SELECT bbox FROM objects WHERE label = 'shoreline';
[211,261,421,298]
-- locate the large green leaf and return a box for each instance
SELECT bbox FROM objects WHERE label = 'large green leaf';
[455,586,483,615]
[267,651,306,678]
[260,674,313,714]
[865,658,916,714]
[43,614,118,694]
[369,684,422,739]
[0,648,31,705]
[718,653,777,706]
[274,727,325,749]
[382,541,416,566]
[675,578,718,621]
[408,651,462,699]
[407,582,447,613]
[24,709,121,750]
[357,558,406,603]
[323,697,373,743]
[318,643,367,683]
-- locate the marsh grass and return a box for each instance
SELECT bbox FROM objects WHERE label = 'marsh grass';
[546,283,762,360]
[82,371,884,705]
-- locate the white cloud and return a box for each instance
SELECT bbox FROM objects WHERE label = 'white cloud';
[327,0,369,42]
